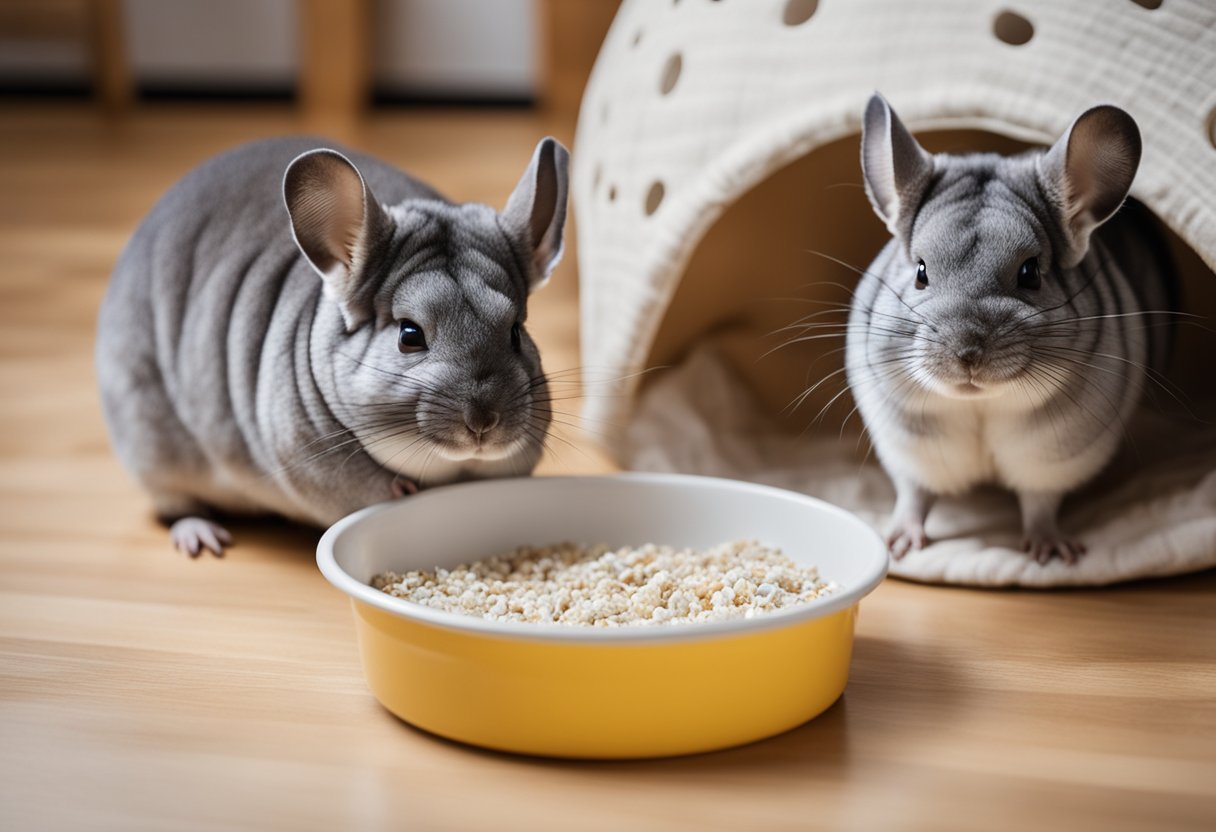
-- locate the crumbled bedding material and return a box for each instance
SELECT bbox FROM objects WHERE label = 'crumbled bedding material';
[371,540,837,626]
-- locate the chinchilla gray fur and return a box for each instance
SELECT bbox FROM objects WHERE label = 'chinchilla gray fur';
[96,136,569,555]
[846,94,1174,565]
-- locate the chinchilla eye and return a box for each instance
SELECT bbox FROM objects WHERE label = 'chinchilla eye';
[398,319,427,353]
[1018,257,1041,290]
[510,322,522,353]
[915,259,929,290]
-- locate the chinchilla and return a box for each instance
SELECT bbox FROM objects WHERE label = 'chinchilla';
[96,136,569,556]
[845,93,1175,565]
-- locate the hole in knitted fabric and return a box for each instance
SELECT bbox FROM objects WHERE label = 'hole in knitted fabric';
[645,181,665,215]
[632,30,643,48]
[782,0,819,26]
[593,165,603,193]
[608,184,617,203]
[1130,0,1163,9]
[660,53,682,95]
[993,10,1034,45]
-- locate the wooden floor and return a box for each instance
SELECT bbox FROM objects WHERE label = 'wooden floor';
[1,104,1214,831]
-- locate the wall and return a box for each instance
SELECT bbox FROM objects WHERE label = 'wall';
[0,0,536,99]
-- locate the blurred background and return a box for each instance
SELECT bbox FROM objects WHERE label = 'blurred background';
[0,0,616,117]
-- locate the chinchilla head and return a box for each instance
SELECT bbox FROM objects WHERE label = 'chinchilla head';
[283,138,568,473]
[860,93,1141,399]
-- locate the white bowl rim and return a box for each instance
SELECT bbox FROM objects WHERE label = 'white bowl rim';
[316,472,888,644]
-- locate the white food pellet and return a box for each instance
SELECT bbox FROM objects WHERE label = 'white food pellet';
[370,540,838,627]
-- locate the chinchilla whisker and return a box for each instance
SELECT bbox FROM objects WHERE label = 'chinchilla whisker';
[409,445,438,486]
[802,248,938,333]
[538,412,592,429]
[336,352,415,384]
[537,425,594,462]
[808,379,866,429]
[761,324,927,360]
[529,401,612,434]
[1024,308,1207,328]
[785,367,850,414]
[337,371,461,404]
[807,345,850,363]
[541,415,616,443]
[542,423,603,454]
[824,364,913,415]
[1036,320,1199,339]
[529,393,596,406]
[763,296,854,311]
[1030,360,1104,419]
[287,427,394,468]
[1035,345,1204,421]
[770,304,852,323]
[545,403,615,421]
[838,401,864,440]
[838,370,918,441]
[352,394,454,409]
[336,431,412,474]
[497,386,542,411]
[519,419,553,446]
[504,367,671,412]
[519,422,574,466]
[525,402,618,435]
[542,365,670,386]
[1015,373,1068,455]
[348,438,426,475]
[785,352,916,415]
[848,372,923,459]
[278,414,429,472]
[791,279,863,298]
[766,312,850,336]
[766,319,913,339]
[1034,365,1137,458]
[767,326,905,346]
[1031,361,1129,440]
[343,426,431,462]
[865,307,938,330]
[1034,343,1191,401]
[506,444,531,478]
[291,423,363,453]
[760,332,849,359]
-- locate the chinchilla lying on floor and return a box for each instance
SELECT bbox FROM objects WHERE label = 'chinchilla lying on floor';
[97,137,569,556]
[846,94,1174,564]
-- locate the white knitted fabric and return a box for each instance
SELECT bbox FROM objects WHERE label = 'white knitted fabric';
[623,347,1216,587]
[573,0,1216,586]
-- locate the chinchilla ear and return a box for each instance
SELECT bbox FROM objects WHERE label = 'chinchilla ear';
[502,137,570,292]
[861,93,934,241]
[1038,105,1141,266]
[283,148,389,327]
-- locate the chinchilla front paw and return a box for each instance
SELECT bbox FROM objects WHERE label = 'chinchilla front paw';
[390,475,420,499]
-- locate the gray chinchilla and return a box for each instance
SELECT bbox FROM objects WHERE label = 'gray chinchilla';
[846,94,1175,565]
[97,137,569,556]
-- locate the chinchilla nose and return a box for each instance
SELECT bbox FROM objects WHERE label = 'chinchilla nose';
[956,344,983,367]
[464,402,501,437]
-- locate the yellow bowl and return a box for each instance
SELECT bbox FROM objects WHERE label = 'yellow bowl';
[317,473,887,759]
